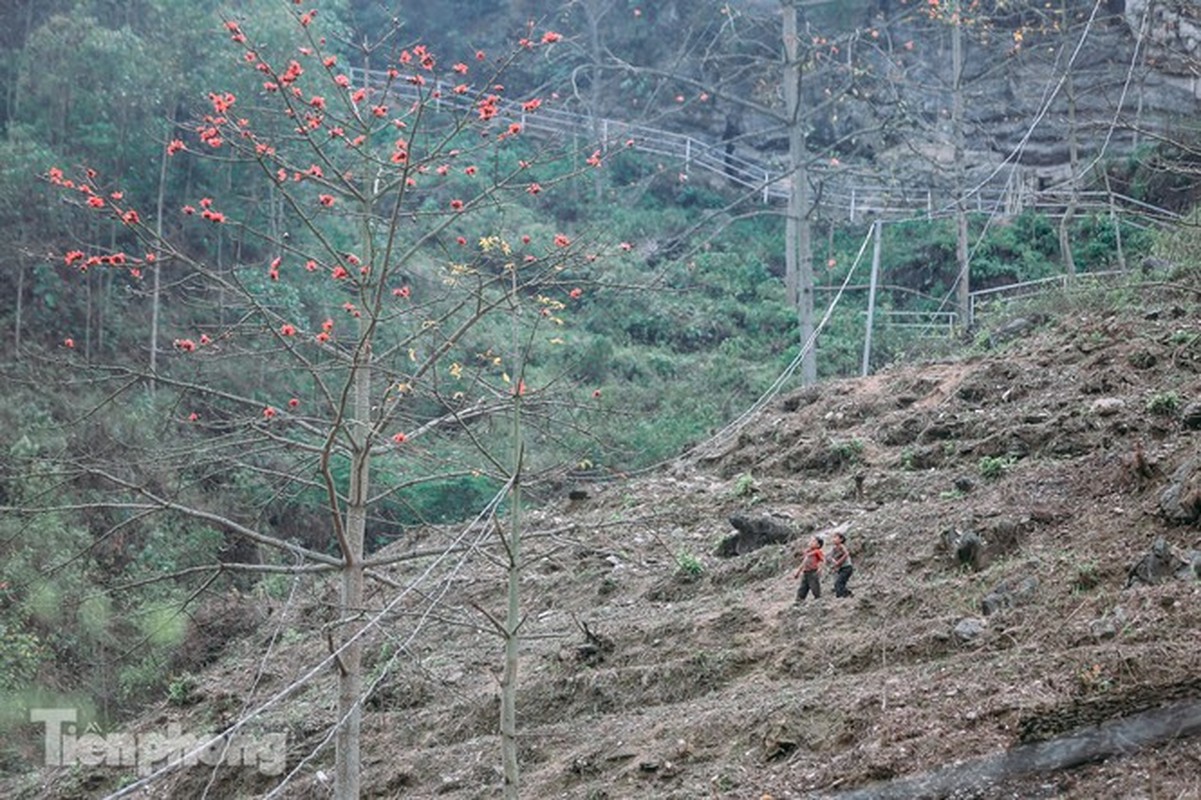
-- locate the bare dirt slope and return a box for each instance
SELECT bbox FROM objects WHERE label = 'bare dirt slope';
[11,293,1201,799]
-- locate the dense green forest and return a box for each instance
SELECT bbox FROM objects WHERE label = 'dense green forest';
[0,0,1192,791]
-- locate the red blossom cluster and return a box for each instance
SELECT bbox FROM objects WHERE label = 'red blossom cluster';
[63,250,134,272]
[477,94,500,121]
[225,20,245,44]
[184,196,226,223]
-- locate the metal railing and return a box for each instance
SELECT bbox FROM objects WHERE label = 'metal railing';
[968,269,1128,323]
[350,67,1182,226]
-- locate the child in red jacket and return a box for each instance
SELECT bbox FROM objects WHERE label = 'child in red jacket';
[793,535,825,603]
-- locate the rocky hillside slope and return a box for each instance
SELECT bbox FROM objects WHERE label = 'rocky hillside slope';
[7,279,1201,799]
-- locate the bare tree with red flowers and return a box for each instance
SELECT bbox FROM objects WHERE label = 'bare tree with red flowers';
[43,3,617,797]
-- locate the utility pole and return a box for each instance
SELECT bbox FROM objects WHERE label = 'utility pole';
[862,220,882,377]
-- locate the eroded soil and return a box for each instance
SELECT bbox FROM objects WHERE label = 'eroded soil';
[8,294,1201,799]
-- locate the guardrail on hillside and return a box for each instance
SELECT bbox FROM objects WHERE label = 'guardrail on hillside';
[350,67,1183,228]
[968,269,1127,323]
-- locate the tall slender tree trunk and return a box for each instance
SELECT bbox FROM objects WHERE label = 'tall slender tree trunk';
[14,259,24,359]
[500,419,523,799]
[500,263,525,798]
[952,0,970,329]
[1058,37,1079,279]
[584,1,607,202]
[335,330,370,800]
[782,2,816,384]
[150,105,176,389]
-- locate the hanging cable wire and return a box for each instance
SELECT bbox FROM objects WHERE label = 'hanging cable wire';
[685,224,877,461]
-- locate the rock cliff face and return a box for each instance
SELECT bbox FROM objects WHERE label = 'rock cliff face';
[703,1,1201,205]
[875,0,1201,188]
[1128,0,1201,73]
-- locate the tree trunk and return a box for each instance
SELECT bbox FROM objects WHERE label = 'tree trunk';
[14,258,24,359]
[149,104,175,390]
[584,0,607,203]
[335,333,370,800]
[1058,39,1078,279]
[500,446,522,799]
[952,0,970,329]
[782,2,816,384]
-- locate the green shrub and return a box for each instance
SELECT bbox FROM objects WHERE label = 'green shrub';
[675,551,704,578]
[732,473,757,498]
[1146,391,1181,416]
[978,455,1014,480]
[830,438,865,464]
